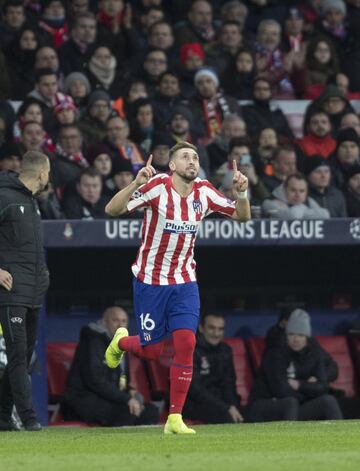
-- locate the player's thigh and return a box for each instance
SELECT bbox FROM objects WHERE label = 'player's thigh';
[133,277,170,344]
[167,282,200,333]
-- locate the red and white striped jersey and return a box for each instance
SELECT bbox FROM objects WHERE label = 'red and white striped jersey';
[127,174,236,285]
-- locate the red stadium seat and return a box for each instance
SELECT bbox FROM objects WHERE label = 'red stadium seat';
[223,338,253,405]
[316,336,358,398]
[247,337,265,371]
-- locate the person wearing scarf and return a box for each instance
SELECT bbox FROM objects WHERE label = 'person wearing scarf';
[87,46,124,99]
[38,0,68,48]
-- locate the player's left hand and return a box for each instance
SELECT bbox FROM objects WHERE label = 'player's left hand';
[232,160,248,198]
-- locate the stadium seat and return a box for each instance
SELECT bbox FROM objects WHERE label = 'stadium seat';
[316,336,359,398]
[246,337,265,371]
[223,338,253,405]
[47,342,78,423]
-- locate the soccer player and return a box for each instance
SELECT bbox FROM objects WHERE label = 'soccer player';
[104,142,250,434]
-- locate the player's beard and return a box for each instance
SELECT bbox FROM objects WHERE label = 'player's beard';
[176,168,198,182]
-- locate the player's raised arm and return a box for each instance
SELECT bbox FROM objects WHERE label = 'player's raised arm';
[105,156,156,217]
[231,159,251,221]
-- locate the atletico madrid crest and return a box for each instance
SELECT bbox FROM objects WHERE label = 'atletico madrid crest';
[192,199,203,213]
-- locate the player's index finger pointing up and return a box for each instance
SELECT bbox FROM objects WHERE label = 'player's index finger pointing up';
[146,154,153,167]
[233,159,237,173]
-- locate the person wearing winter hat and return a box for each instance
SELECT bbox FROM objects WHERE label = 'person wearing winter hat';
[86,143,113,197]
[78,90,113,147]
[331,127,360,188]
[320,0,348,50]
[180,43,205,69]
[111,157,135,194]
[0,142,22,172]
[344,164,360,216]
[54,95,78,127]
[304,155,347,217]
[190,67,240,142]
[248,308,343,422]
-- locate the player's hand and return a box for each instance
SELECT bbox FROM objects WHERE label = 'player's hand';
[128,398,141,417]
[288,379,300,390]
[228,405,244,423]
[135,155,156,186]
[232,160,248,198]
[0,269,13,291]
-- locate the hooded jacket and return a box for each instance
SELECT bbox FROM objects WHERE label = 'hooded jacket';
[262,183,330,219]
[0,171,49,307]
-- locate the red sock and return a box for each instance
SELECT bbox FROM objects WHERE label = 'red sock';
[119,335,164,360]
[169,329,195,415]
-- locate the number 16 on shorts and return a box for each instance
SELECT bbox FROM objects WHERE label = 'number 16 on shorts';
[140,313,155,341]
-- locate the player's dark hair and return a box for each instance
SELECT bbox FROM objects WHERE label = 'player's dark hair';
[169,142,198,160]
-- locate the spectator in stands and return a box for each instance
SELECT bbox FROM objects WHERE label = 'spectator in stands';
[0,142,22,173]
[330,127,360,188]
[207,114,246,173]
[242,78,294,142]
[174,0,218,48]
[190,67,240,143]
[298,0,324,34]
[34,47,63,90]
[253,19,295,99]
[51,124,88,195]
[104,115,146,173]
[37,0,68,48]
[266,307,339,385]
[148,20,176,63]
[296,110,336,160]
[86,45,123,99]
[248,309,343,422]
[262,146,297,192]
[296,35,340,99]
[218,138,270,206]
[221,48,256,100]
[87,142,114,196]
[64,306,159,425]
[62,167,109,219]
[0,0,27,49]
[262,173,330,219]
[340,112,360,136]
[152,71,185,125]
[206,21,243,75]
[19,121,47,155]
[252,127,279,176]
[183,313,244,424]
[128,97,164,155]
[317,0,348,53]
[67,0,91,19]
[63,72,91,111]
[177,42,205,99]
[112,79,149,119]
[135,6,165,53]
[282,7,306,54]
[138,48,168,95]
[78,90,112,147]
[37,182,64,219]
[111,157,135,194]
[53,96,78,130]
[220,1,248,32]
[58,11,97,76]
[5,26,39,100]
[304,156,347,217]
[96,0,132,68]
[344,164,360,216]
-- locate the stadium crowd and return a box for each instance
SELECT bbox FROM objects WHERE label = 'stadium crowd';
[1,0,360,220]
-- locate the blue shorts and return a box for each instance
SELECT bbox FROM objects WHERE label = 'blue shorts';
[133,277,200,345]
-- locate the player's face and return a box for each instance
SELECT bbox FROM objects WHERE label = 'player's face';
[200,316,225,346]
[170,149,200,182]
[287,333,307,352]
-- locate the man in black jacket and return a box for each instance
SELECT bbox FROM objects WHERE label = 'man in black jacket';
[183,312,244,424]
[248,310,343,422]
[0,151,50,431]
[64,306,158,426]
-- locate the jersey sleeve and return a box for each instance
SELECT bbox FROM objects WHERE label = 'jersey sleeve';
[205,181,236,217]
[126,175,165,212]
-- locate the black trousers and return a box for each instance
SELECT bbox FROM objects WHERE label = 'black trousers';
[248,395,343,422]
[0,305,39,423]
[66,393,159,426]
[183,399,235,424]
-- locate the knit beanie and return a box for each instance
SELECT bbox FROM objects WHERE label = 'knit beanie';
[286,309,312,337]
[180,42,205,65]
[337,127,360,148]
[63,72,91,95]
[88,90,111,109]
[322,0,346,15]
[303,156,329,176]
[194,67,219,87]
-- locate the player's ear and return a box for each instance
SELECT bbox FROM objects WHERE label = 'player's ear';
[169,159,176,172]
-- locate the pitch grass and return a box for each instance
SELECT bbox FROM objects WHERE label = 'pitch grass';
[1,421,360,471]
